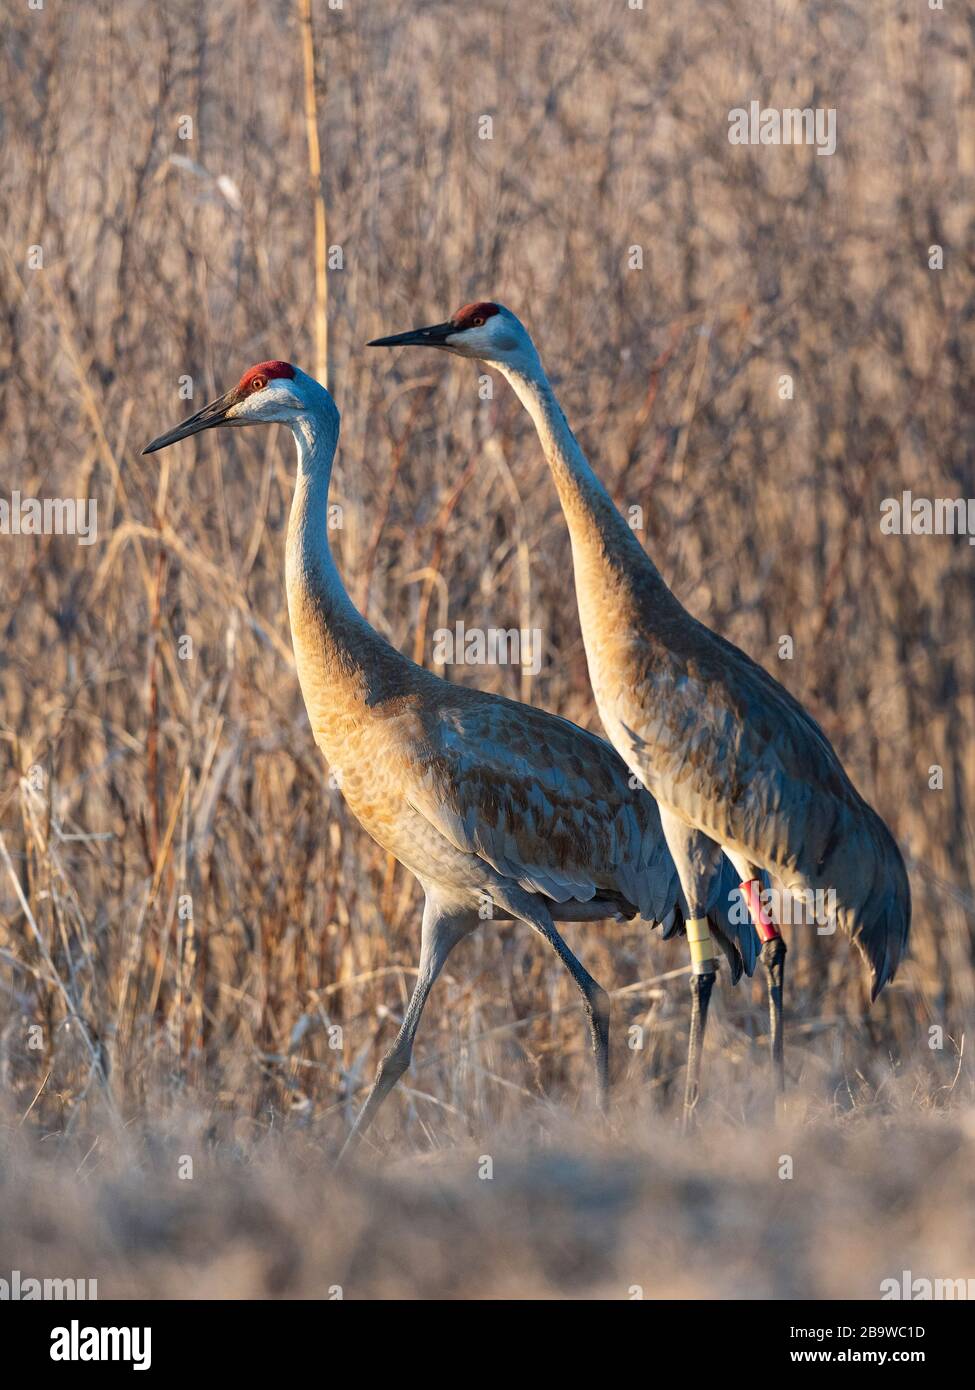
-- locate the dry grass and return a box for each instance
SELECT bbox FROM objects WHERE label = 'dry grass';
[1,0,973,1296]
[2,1077,973,1300]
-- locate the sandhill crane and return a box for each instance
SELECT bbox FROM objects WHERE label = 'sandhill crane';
[370,302,912,1109]
[143,360,758,1157]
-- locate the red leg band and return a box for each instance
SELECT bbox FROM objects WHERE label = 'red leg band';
[740,878,781,943]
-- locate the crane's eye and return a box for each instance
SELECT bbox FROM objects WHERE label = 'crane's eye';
[249,376,267,393]
[470,316,484,327]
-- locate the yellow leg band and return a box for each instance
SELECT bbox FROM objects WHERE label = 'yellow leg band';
[686,916,718,975]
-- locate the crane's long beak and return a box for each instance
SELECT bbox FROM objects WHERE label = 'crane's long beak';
[367,321,455,349]
[142,388,239,455]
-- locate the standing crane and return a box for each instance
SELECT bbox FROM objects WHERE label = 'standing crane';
[370,303,912,1110]
[143,360,758,1158]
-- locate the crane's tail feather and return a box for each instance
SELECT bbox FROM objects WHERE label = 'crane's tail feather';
[789,802,911,1000]
[853,812,912,1001]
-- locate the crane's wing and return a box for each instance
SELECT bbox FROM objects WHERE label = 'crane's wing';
[619,616,910,995]
[404,687,679,924]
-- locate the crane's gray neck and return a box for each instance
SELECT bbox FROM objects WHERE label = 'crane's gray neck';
[284,396,388,684]
[285,406,353,613]
[497,358,657,578]
[284,398,415,738]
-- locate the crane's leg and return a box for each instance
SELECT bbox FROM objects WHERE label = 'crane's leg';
[656,811,724,1128]
[335,902,468,1166]
[507,890,611,1108]
[682,917,719,1127]
[740,876,786,1093]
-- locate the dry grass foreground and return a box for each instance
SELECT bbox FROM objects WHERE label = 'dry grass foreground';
[1,0,973,1296]
[2,1077,974,1301]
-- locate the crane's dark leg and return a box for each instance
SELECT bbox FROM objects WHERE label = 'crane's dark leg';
[682,916,719,1128]
[509,891,611,1109]
[654,813,727,1129]
[537,920,611,1109]
[762,935,786,1092]
[335,904,468,1167]
[741,878,786,1093]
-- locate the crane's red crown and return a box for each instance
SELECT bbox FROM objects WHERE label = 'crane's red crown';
[450,302,500,330]
[236,360,296,394]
